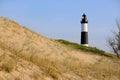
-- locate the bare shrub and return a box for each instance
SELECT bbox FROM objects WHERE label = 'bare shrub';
[107,20,120,58]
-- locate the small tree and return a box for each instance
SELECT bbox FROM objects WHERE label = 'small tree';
[107,20,120,58]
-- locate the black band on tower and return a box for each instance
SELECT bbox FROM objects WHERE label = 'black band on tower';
[81,32,88,44]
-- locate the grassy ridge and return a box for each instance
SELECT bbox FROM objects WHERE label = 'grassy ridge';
[56,39,113,57]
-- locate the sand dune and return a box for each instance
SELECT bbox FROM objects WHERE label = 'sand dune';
[0,17,120,80]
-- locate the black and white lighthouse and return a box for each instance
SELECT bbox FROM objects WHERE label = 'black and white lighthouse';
[80,13,88,46]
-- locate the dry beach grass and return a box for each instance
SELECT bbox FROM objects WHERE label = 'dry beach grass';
[0,17,120,80]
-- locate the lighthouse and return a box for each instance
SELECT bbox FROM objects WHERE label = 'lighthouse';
[80,13,88,46]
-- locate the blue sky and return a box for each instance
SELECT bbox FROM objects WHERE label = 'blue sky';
[0,0,120,52]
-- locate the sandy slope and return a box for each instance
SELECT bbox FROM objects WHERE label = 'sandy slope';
[0,17,120,80]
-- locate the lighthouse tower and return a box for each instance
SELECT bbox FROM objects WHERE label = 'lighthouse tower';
[80,13,88,46]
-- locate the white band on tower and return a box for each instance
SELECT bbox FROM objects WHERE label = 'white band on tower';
[81,44,89,46]
[81,23,88,32]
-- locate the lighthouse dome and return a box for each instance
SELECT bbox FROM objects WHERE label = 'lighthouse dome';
[81,13,88,23]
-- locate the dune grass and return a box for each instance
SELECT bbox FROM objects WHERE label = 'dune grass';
[0,53,17,73]
[0,17,120,80]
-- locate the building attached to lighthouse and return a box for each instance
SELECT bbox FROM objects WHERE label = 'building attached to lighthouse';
[80,13,89,46]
